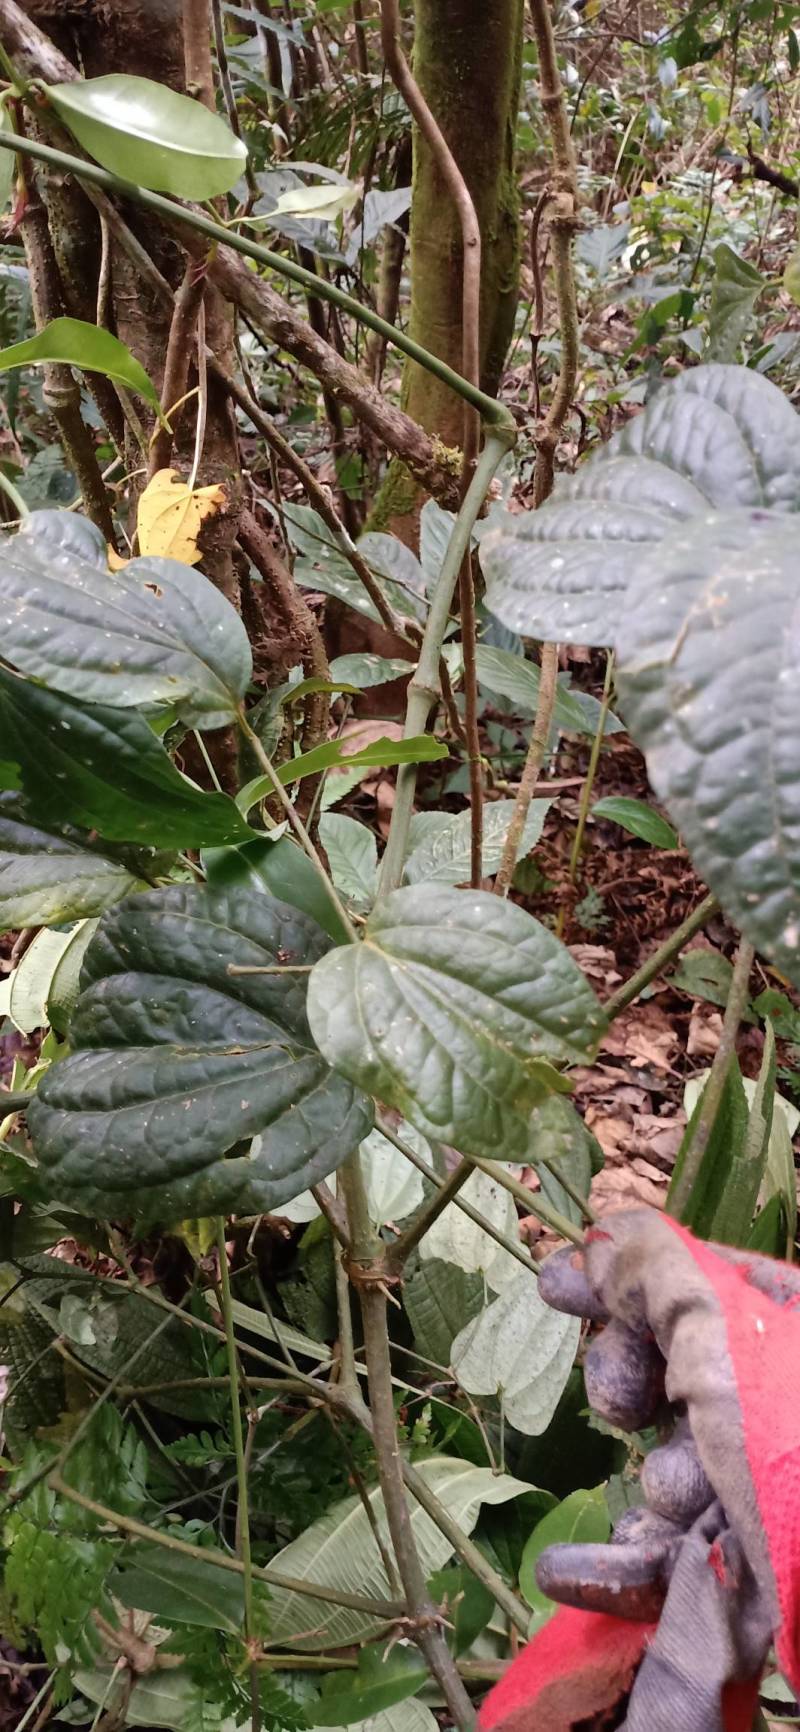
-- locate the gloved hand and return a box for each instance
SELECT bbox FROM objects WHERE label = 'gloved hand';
[478,1208,800,1732]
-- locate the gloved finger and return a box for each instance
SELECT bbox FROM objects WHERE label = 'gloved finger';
[621,1502,771,1732]
[580,1211,793,1685]
[536,1537,677,1622]
[535,1506,684,1621]
[584,1318,665,1431]
[538,1243,609,1320]
[641,1422,714,1525]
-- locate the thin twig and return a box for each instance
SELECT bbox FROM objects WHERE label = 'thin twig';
[494,643,559,898]
[215,1222,260,1732]
[148,259,207,478]
[376,1116,542,1279]
[560,648,615,932]
[603,893,719,1021]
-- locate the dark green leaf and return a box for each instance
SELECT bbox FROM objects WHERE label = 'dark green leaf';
[0,318,159,409]
[667,1059,749,1236]
[747,1193,788,1256]
[113,1547,244,1633]
[481,364,800,646]
[202,835,351,944]
[309,1642,427,1726]
[46,75,248,198]
[591,796,678,849]
[531,1095,602,1227]
[711,1023,776,1245]
[403,1256,485,1366]
[0,509,252,725]
[519,1487,611,1612]
[427,1566,493,1656]
[615,511,800,986]
[0,795,136,932]
[0,669,251,848]
[307,886,606,1161]
[27,884,372,1220]
[706,244,765,363]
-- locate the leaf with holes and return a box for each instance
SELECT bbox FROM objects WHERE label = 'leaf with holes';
[480,364,800,645]
[0,796,136,932]
[46,75,248,198]
[307,886,606,1161]
[615,511,800,985]
[404,798,551,885]
[27,884,372,1220]
[0,509,251,725]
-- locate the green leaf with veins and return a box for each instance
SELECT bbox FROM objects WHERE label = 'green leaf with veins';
[591,796,678,850]
[615,511,800,985]
[0,795,136,932]
[0,317,160,409]
[451,1275,580,1436]
[0,509,252,725]
[203,835,351,944]
[706,244,765,363]
[27,884,372,1220]
[481,364,800,646]
[46,75,248,198]
[0,668,251,848]
[307,885,605,1161]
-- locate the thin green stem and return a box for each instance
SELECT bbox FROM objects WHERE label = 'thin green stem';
[0,126,515,438]
[603,892,719,1021]
[236,708,357,941]
[376,1116,542,1278]
[379,431,511,894]
[390,1159,474,1266]
[467,1153,584,1246]
[216,1221,260,1732]
[48,1473,405,1617]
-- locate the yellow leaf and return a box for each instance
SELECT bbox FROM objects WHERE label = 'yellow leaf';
[107,544,130,570]
[137,467,226,566]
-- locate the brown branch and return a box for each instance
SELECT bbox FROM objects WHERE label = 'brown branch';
[379,0,484,885]
[148,258,208,478]
[747,145,799,198]
[206,246,461,509]
[16,147,115,544]
[183,0,215,106]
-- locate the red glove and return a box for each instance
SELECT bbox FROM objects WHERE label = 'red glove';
[478,1209,800,1732]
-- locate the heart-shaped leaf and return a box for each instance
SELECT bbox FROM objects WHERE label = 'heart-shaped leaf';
[0,509,251,725]
[307,886,606,1161]
[481,364,800,646]
[0,669,250,848]
[0,796,136,932]
[27,885,372,1220]
[0,318,159,409]
[46,76,248,199]
[615,509,800,984]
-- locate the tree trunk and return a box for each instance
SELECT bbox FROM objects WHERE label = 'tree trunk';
[371,0,523,539]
